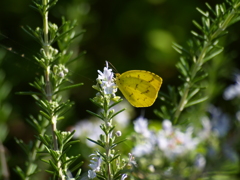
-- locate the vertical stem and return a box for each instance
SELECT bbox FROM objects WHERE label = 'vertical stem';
[42,0,49,56]
[51,116,58,150]
[105,132,112,180]
[0,142,9,180]
[42,0,58,152]
[104,101,112,180]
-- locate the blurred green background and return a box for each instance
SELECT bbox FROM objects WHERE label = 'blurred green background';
[1,0,240,178]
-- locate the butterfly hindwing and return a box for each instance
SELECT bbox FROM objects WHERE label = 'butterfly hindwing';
[115,70,162,107]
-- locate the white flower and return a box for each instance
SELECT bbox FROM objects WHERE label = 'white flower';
[97,61,117,95]
[88,170,96,179]
[132,141,154,157]
[194,154,206,170]
[87,153,102,179]
[115,130,122,137]
[198,117,212,140]
[71,119,102,147]
[208,105,230,137]
[162,119,173,136]
[157,120,199,160]
[236,111,240,122]
[133,116,151,138]
[89,153,102,172]
[223,73,240,100]
[128,153,137,167]
[121,174,128,180]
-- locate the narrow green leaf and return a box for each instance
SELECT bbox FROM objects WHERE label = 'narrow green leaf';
[86,110,104,120]
[15,91,42,96]
[65,140,80,147]
[111,139,126,149]
[66,50,87,65]
[70,161,83,173]
[89,98,103,109]
[192,20,203,31]
[49,160,59,172]
[87,138,104,148]
[21,26,42,44]
[192,73,208,84]
[41,157,50,164]
[38,136,49,147]
[187,88,200,101]
[108,99,123,109]
[75,168,82,177]
[15,166,25,179]
[196,7,209,17]
[39,110,51,120]
[109,108,125,119]
[54,83,83,94]
[185,96,208,107]
[45,170,55,175]
[109,154,120,163]
[203,47,224,62]
[191,31,205,40]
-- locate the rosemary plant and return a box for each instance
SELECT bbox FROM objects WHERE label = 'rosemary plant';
[86,62,135,180]
[0,49,12,180]
[155,0,240,124]
[15,0,83,179]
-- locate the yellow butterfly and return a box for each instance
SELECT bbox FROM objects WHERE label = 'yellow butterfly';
[115,70,162,108]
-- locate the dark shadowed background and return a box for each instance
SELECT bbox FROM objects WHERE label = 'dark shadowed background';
[1,0,240,178]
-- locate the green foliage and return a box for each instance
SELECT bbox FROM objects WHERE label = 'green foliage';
[14,0,84,179]
[155,0,240,124]
[0,49,12,180]
[86,66,133,180]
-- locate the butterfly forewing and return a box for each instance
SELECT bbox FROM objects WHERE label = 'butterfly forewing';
[116,70,162,107]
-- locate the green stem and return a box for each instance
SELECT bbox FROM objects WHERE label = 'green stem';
[42,2,64,179]
[106,133,112,180]
[173,3,240,124]
[104,100,112,180]
[42,0,58,152]
[42,0,49,57]
[0,141,9,180]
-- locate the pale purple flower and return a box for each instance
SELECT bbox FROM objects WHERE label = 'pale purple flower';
[236,111,240,122]
[157,120,199,160]
[208,105,230,137]
[162,119,173,135]
[72,119,102,147]
[128,153,137,167]
[88,170,96,179]
[198,117,212,140]
[89,154,102,172]
[133,116,151,138]
[132,141,154,157]
[223,73,240,100]
[121,174,128,180]
[97,61,117,95]
[194,154,206,170]
[199,106,230,139]
[115,130,122,137]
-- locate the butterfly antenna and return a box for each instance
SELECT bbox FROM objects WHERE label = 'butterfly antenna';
[107,61,118,73]
[0,32,39,65]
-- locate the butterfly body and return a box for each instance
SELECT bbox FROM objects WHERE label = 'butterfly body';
[115,70,162,107]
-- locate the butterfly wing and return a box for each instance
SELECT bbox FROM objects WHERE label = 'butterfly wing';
[116,70,162,107]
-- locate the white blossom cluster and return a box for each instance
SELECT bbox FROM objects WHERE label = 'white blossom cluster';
[132,117,200,160]
[97,61,117,96]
